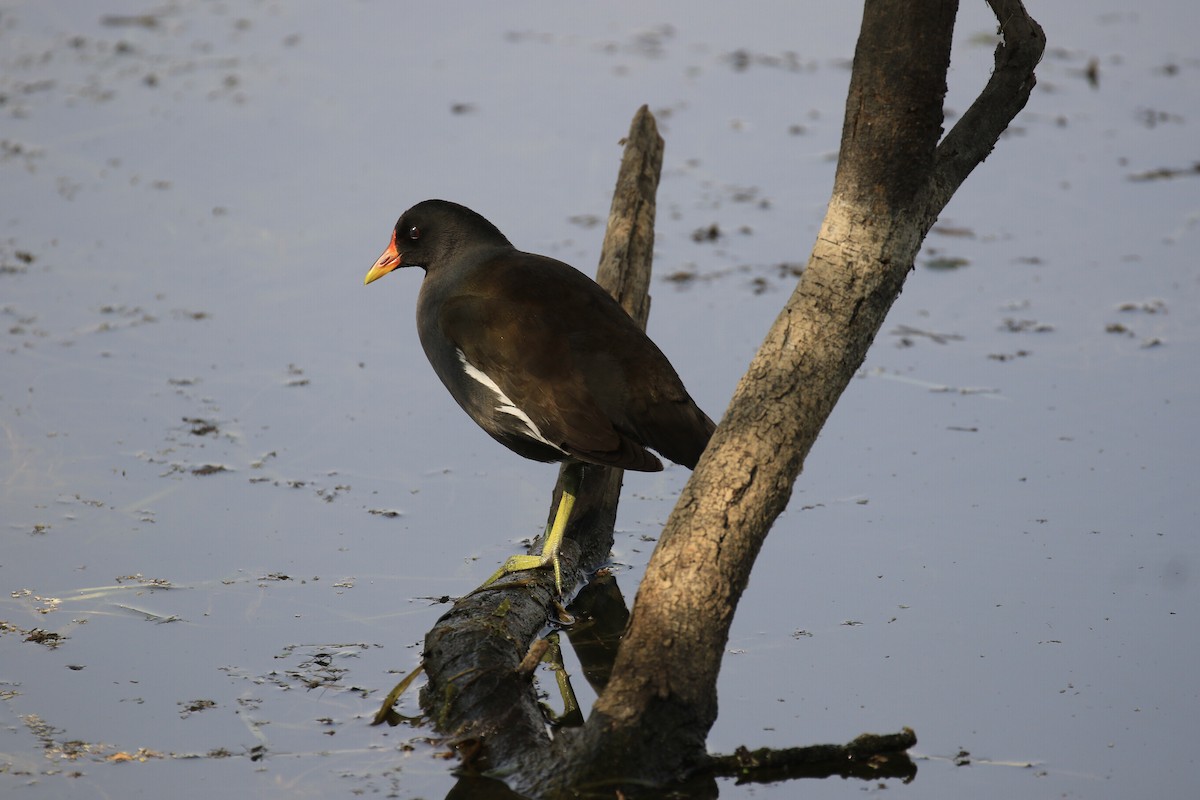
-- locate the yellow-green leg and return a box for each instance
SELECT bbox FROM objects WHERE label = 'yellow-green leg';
[481,462,582,595]
[541,632,583,727]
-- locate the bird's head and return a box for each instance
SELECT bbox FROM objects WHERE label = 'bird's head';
[364,199,511,285]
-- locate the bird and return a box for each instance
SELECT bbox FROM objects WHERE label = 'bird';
[364,199,715,594]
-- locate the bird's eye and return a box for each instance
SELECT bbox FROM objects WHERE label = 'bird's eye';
[408,226,420,241]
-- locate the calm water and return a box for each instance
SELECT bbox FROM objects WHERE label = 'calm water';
[2,2,1196,797]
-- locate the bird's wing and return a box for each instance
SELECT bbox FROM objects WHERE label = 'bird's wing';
[437,272,662,471]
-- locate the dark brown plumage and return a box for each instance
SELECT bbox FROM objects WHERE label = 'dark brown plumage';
[365,199,714,471]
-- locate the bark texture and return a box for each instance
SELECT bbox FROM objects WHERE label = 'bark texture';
[570,0,1044,786]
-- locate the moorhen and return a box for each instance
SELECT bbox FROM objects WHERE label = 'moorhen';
[364,199,714,593]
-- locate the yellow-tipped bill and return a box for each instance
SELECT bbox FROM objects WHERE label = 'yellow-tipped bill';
[364,229,402,285]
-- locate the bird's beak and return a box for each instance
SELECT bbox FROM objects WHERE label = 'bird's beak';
[364,230,402,285]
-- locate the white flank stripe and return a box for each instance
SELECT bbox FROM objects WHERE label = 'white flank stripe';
[457,351,564,452]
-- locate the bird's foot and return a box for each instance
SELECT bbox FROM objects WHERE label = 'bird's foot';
[472,462,579,598]
[477,551,562,595]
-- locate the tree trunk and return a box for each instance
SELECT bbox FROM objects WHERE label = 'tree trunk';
[568,0,1044,787]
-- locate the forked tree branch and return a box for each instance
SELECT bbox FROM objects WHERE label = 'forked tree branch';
[400,1,1046,795]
